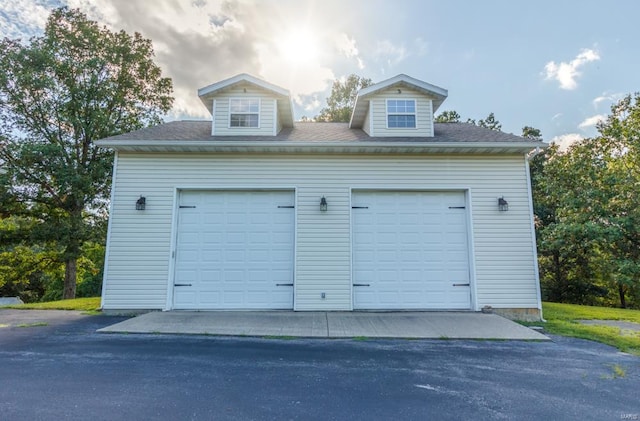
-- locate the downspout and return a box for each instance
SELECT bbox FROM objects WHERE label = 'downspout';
[525,147,546,321]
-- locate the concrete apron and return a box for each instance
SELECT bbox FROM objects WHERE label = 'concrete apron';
[98,311,549,340]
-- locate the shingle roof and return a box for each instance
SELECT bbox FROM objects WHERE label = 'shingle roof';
[102,120,538,144]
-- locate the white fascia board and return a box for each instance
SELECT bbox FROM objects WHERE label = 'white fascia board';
[198,73,290,98]
[95,139,547,153]
[358,74,448,99]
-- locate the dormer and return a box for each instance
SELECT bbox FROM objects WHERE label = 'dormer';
[198,74,294,136]
[349,74,448,137]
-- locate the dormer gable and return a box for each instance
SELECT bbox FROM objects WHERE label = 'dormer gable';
[349,74,448,137]
[198,73,294,136]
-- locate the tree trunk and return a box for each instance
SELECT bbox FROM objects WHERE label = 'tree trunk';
[63,257,77,299]
[618,284,627,309]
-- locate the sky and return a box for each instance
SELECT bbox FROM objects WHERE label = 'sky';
[1,0,639,149]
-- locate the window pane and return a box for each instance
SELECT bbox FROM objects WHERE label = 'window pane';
[230,113,259,127]
[388,114,416,128]
[230,98,259,113]
[387,99,416,115]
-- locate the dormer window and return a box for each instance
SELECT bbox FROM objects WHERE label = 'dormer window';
[386,99,416,128]
[230,98,260,128]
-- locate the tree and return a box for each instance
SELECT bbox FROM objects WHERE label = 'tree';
[534,94,640,308]
[0,7,173,299]
[434,110,502,131]
[476,112,502,131]
[434,110,461,123]
[316,74,372,122]
[522,126,543,140]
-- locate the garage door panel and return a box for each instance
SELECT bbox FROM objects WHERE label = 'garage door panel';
[353,191,471,310]
[173,190,294,310]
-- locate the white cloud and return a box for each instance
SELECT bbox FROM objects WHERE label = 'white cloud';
[578,114,606,129]
[592,92,624,109]
[334,33,364,69]
[550,133,583,151]
[0,0,50,38]
[374,39,408,67]
[543,48,600,90]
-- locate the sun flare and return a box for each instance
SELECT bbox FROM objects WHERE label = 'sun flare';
[276,27,320,65]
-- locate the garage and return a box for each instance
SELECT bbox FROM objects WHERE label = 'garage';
[352,191,472,310]
[173,190,295,310]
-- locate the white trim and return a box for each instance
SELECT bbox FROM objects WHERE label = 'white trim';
[198,73,289,98]
[211,99,217,135]
[349,187,474,311]
[273,98,278,136]
[368,100,374,137]
[293,187,299,310]
[96,139,546,154]
[348,203,356,311]
[428,99,434,137]
[164,188,181,311]
[385,98,418,129]
[525,155,544,319]
[465,188,479,311]
[358,74,448,98]
[99,152,118,310]
[228,97,261,129]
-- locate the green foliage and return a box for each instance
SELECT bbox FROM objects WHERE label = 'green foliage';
[533,94,640,308]
[476,112,502,131]
[522,126,542,140]
[316,74,372,122]
[0,7,173,299]
[434,110,461,123]
[434,110,502,131]
[0,241,104,302]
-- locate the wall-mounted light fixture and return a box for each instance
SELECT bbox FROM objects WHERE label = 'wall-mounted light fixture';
[136,196,146,211]
[498,197,509,212]
[397,88,402,94]
[320,196,328,212]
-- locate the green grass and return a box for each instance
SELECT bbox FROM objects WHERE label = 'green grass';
[1,297,101,312]
[541,302,640,356]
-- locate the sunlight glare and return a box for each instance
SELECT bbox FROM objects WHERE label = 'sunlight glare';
[277,27,320,65]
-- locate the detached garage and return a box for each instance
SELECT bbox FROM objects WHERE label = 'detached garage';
[97,73,545,321]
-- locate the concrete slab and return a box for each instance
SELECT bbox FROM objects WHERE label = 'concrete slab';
[98,311,549,340]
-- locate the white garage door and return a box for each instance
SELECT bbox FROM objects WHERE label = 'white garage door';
[173,190,295,310]
[352,191,471,310]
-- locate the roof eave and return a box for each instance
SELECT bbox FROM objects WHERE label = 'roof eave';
[96,139,546,154]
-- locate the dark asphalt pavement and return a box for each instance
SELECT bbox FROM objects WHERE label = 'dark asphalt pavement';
[0,309,639,421]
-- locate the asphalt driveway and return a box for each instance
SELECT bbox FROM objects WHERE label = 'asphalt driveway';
[1,309,639,421]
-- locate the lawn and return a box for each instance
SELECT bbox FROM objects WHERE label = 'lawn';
[541,302,640,356]
[1,297,101,312]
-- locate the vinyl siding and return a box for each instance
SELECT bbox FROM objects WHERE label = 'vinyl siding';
[362,103,371,136]
[369,87,434,137]
[212,87,277,136]
[102,153,539,311]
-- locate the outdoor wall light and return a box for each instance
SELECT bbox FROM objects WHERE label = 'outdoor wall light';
[498,197,509,212]
[136,196,146,211]
[320,196,328,212]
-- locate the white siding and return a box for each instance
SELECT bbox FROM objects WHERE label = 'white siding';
[212,87,277,136]
[369,87,434,137]
[102,153,538,311]
[362,104,371,136]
